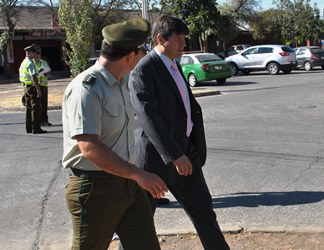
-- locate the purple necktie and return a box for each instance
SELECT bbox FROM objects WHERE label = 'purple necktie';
[171,62,193,136]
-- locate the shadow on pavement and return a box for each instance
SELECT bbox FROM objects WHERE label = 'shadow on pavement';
[157,191,324,209]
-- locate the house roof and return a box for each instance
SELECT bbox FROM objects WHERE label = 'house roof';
[0,6,59,31]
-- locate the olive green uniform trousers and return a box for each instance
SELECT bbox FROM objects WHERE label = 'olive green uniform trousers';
[65,174,160,250]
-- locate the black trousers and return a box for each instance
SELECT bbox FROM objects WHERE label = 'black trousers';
[40,86,49,123]
[148,154,230,250]
[24,86,41,132]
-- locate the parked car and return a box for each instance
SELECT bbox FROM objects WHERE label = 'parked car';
[294,46,324,71]
[217,44,251,59]
[180,53,232,87]
[225,45,297,75]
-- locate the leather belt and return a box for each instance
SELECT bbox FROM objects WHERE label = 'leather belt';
[70,168,113,180]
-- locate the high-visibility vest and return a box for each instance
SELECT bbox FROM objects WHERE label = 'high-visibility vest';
[35,59,50,87]
[19,57,34,85]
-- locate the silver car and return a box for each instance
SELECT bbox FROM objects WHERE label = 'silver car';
[225,45,297,75]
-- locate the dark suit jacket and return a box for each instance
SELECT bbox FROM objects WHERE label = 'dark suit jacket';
[129,50,207,185]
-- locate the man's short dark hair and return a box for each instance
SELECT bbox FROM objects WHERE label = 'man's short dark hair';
[100,40,141,61]
[151,14,189,44]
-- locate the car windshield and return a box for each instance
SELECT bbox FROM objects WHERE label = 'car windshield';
[195,54,222,62]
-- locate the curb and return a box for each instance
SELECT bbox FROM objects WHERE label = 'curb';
[156,225,324,236]
[0,90,221,113]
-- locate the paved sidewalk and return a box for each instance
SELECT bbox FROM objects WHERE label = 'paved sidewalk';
[0,74,220,112]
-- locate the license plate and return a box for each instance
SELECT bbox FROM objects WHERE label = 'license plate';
[214,66,222,70]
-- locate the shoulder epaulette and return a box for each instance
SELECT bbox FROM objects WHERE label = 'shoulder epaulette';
[82,74,97,85]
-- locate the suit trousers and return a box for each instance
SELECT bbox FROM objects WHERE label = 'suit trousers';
[149,159,230,250]
[65,174,160,250]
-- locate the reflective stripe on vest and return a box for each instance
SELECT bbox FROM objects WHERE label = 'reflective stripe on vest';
[19,58,33,85]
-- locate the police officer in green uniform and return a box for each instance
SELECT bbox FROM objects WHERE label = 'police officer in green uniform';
[19,43,47,134]
[62,18,168,250]
[34,46,52,126]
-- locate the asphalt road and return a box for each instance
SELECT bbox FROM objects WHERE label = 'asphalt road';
[0,69,324,249]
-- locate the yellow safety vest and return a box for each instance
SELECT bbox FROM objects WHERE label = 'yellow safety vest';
[35,60,49,87]
[19,58,34,85]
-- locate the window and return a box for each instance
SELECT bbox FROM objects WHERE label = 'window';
[297,49,306,55]
[195,54,220,62]
[257,47,273,54]
[242,47,258,56]
[180,56,193,65]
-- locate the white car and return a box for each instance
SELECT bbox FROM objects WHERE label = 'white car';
[217,44,251,59]
[225,45,297,75]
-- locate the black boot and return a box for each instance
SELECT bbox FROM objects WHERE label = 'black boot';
[33,128,48,134]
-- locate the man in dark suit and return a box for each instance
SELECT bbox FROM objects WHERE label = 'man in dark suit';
[129,14,230,250]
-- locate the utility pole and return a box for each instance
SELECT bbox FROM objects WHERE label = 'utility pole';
[142,0,149,21]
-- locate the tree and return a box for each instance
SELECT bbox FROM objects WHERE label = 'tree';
[59,0,93,76]
[160,0,220,51]
[249,9,283,44]
[275,0,322,46]
[219,0,261,23]
[217,0,261,53]
[215,13,238,56]
[0,0,19,76]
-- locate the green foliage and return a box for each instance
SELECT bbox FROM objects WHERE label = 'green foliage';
[0,31,9,52]
[249,9,283,43]
[219,0,261,22]
[275,0,321,46]
[161,0,220,50]
[59,0,94,77]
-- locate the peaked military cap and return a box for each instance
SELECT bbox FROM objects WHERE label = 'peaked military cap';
[24,43,38,52]
[35,45,42,54]
[102,18,150,50]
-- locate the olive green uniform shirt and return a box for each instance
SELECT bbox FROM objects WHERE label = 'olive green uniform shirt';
[62,61,135,171]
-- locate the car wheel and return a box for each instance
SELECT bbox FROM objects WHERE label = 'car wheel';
[321,65,324,70]
[230,63,239,75]
[304,61,312,71]
[188,74,198,87]
[282,69,292,74]
[267,62,279,75]
[216,78,226,85]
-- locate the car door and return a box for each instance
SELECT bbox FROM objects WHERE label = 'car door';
[253,47,273,68]
[239,47,259,68]
[296,48,307,66]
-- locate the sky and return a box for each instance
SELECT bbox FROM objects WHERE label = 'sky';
[261,0,324,17]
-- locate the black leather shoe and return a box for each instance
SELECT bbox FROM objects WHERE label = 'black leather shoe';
[33,129,48,134]
[42,122,52,126]
[157,198,170,205]
[26,130,32,133]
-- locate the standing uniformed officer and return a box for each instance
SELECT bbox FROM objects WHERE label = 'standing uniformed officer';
[34,46,52,126]
[19,43,47,134]
[62,18,168,250]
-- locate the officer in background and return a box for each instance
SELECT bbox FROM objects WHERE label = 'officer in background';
[34,46,52,126]
[19,43,47,134]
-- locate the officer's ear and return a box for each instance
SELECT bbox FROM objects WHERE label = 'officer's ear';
[125,51,136,63]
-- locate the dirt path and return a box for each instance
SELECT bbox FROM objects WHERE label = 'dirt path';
[108,232,324,250]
